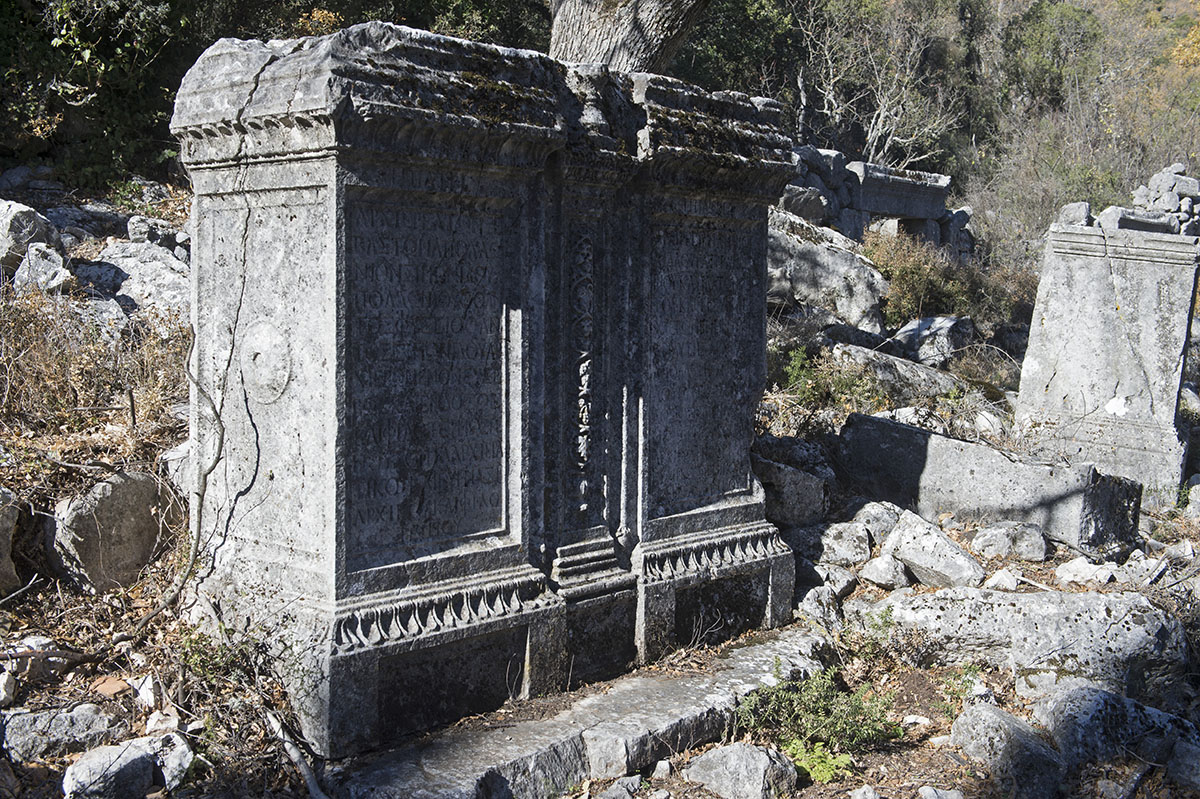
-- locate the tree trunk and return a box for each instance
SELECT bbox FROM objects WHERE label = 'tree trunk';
[549,0,713,73]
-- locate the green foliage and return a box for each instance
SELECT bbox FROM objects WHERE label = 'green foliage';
[1002,0,1103,111]
[774,348,888,416]
[179,626,261,683]
[735,666,901,761]
[783,740,853,783]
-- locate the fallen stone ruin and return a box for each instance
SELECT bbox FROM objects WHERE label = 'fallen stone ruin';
[171,22,797,758]
[6,16,1200,799]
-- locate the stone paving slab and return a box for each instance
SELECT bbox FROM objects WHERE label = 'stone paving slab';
[334,626,827,799]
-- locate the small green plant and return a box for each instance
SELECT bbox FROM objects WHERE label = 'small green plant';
[782,740,854,783]
[935,664,982,717]
[735,665,900,782]
[837,607,894,663]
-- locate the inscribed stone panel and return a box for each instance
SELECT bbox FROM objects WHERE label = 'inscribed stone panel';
[344,192,514,570]
[645,216,758,518]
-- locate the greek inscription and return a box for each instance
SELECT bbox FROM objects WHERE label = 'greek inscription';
[344,199,513,567]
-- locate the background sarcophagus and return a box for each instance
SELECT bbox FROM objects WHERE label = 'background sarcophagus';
[172,22,794,757]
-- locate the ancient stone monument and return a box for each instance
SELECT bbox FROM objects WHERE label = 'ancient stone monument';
[1016,222,1200,503]
[172,22,795,757]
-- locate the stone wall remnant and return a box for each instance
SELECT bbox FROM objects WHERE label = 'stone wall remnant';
[835,413,1142,561]
[172,22,796,757]
[1015,223,1200,504]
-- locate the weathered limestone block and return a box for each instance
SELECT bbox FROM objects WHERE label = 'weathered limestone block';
[1016,224,1200,504]
[950,703,1064,799]
[882,510,985,587]
[846,162,950,220]
[847,589,1190,709]
[173,22,794,757]
[46,471,177,592]
[767,208,887,334]
[836,414,1141,561]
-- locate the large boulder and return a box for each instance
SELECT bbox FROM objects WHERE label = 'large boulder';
[950,703,1064,799]
[682,743,797,799]
[1033,684,1200,772]
[0,200,62,274]
[768,209,887,334]
[846,588,1189,709]
[46,471,178,592]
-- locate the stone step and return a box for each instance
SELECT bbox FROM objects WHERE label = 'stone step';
[333,625,827,799]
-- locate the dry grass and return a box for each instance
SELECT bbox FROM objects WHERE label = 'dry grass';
[0,289,188,508]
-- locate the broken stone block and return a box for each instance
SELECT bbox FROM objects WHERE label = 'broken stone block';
[1033,684,1200,772]
[1094,206,1181,234]
[859,554,910,589]
[829,344,966,403]
[1016,222,1200,505]
[13,243,73,294]
[768,209,887,333]
[0,200,62,273]
[836,414,1142,562]
[3,704,125,761]
[750,454,828,528]
[846,162,950,220]
[950,703,1065,799]
[1057,201,1091,226]
[847,588,1189,709]
[890,316,978,369]
[982,569,1019,590]
[970,521,1046,561]
[882,510,985,588]
[61,733,193,799]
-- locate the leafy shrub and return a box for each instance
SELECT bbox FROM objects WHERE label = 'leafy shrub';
[735,666,901,771]
[863,231,1035,328]
[783,740,853,783]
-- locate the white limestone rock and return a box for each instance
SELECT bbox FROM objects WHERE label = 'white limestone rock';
[971,521,1046,561]
[682,743,797,799]
[883,511,985,588]
[46,471,178,593]
[950,703,1064,799]
[890,316,979,369]
[0,200,62,273]
[3,703,125,761]
[13,243,73,294]
[61,733,193,798]
[72,241,189,316]
[1033,684,1200,775]
[846,588,1189,708]
[859,554,911,589]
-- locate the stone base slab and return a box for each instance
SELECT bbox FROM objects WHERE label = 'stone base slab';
[334,624,827,798]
